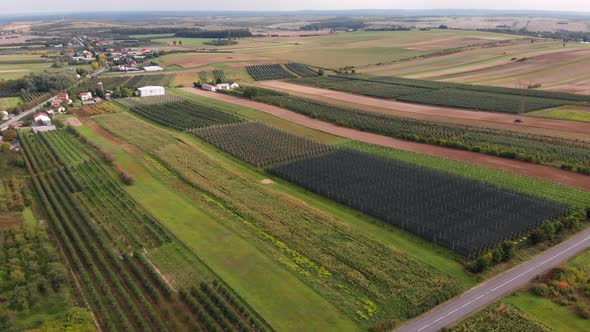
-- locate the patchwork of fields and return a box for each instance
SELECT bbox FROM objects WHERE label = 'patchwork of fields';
[9,25,590,332]
[290,75,590,113]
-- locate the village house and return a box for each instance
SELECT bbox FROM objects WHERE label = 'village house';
[56,91,69,102]
[228,81,240,89]
[79,92,93,102]
[215,83,231,91]
[33,112,52,126]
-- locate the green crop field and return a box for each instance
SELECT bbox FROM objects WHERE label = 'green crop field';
[291,75,590,113]
[529,108,590,123]
[91,110,465,328]
[0,96,20,110]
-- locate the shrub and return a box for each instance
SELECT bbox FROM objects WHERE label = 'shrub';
[532,284,550,297]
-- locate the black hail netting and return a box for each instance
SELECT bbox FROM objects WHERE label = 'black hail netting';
[269,149,569,257]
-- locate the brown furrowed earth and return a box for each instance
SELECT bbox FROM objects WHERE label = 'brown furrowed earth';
[260,81,590,141]
[182,87,590,191]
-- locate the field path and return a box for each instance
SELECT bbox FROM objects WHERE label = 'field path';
[396,227,590,332]
[260,81,590,139]
[182,87,590,190]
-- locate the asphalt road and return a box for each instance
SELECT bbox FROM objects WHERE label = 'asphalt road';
[0,96,54,131]
[396,227,590,332]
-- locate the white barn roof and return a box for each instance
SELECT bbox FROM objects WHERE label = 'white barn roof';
[137,86,164,91]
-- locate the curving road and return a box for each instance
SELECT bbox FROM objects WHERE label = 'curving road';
[396,227,590,332]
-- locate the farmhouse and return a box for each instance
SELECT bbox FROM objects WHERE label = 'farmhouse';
[80,92,93,102]
[137,86,165,97]
[215,83,231,91]
[228,81,240,89]
[34,112,52,126]
[202,84,217,92]
[56,91,69,102]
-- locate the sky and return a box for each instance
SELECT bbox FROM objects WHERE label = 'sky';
[3,0,590,14]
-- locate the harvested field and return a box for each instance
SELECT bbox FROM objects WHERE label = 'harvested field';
[182,87,590,190]
[160,54,265,68]
[261,81,590,139]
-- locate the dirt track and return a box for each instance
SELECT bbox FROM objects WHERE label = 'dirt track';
[260,81,590,138]
[182,87,590,191]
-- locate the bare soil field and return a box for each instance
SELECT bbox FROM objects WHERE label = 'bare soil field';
[261,81,590,140]
[182,87,590,190]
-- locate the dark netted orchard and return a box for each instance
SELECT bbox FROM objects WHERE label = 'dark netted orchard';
[285,63,319,77]
[246,64,297,81]
[190,122,334,167]
[269,149,569,257]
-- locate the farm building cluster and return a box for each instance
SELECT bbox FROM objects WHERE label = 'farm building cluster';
[61,49,96,63]
[201,82,240,92]
[106,47,162,72]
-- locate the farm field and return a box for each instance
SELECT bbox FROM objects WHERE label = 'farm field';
[528,107,590,123]
[360,41,590,93]
[505,294,590,331]
[117,96,242,130]
[246,64,296,81]
[79,74,174,92]
[0,96,20,110]
[269,148,568,257]
[0,53,92,80]
[153,30,524,70]
[19,129,274,332]
[234,87,590,173]
[289,75,590,114]
[182,87,590,190]
[77,116,361,331]
[90,110,464,327]
[260,80,590,140]
[215,30,524,68]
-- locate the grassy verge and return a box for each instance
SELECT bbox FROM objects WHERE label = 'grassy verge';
[505,293,590,332]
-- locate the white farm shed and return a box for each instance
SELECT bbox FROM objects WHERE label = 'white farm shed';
[137,86,165,97]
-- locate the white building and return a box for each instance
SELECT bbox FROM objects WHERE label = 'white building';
[143,66,164,72]
[34,112,52,126]
[80,92,93,102]
[137,86,165,97]
[201,84,217,92]
[215,83,231,91]
[228,81,240,89]
[1,111,8,121]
